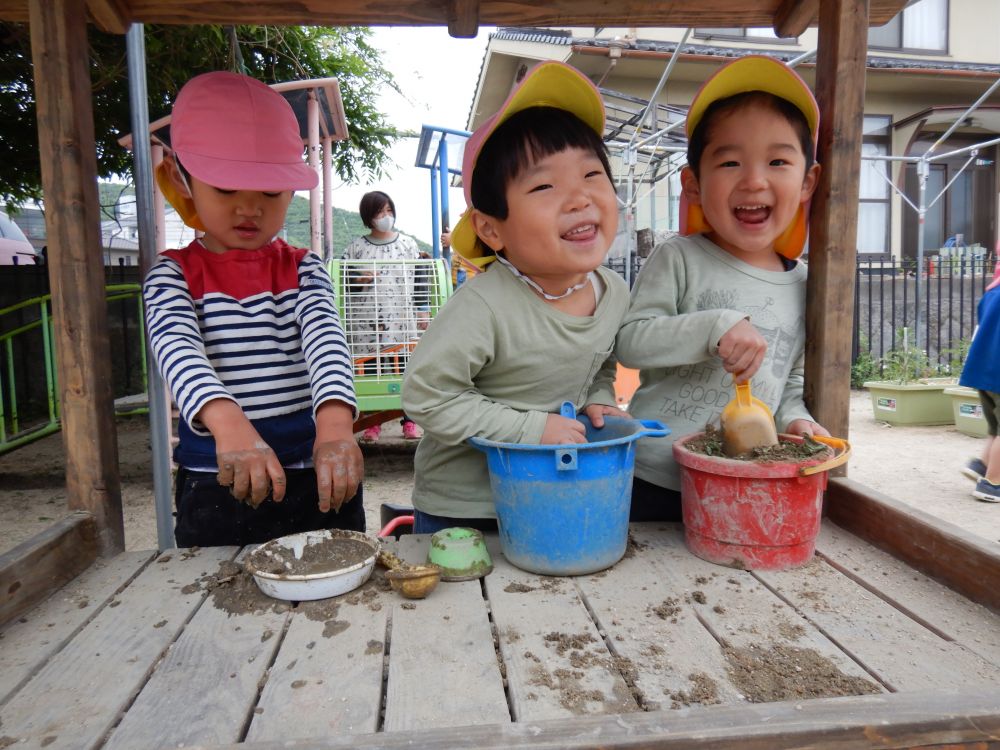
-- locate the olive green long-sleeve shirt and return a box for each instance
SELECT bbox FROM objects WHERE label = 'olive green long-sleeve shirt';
[616,234,814,491]
[403,262,630,518]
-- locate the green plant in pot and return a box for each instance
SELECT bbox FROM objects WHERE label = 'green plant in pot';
[863,328,955,426]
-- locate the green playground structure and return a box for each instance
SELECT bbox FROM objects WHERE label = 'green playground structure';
[328,257,452,419]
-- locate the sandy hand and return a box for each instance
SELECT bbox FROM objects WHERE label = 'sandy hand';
[717,319,767,383]
[540,414,587,445]
[216,441,285,508]
[313,438,363,513]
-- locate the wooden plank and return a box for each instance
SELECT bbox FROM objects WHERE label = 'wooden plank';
[575,525,746,710]
[246,573,391,741]
[85,0,128,31]
[380,534,509,732]
[103,551,291,750]
[0,512,99,628]
[803,0,869,440]
[28,0,123,554]
[0,546,237,749]
[774,0,817,37]
[0,0,909,29]
[755,546,1000,692]
[183,689,1000,749]
[484,541,638,722]
[620,526,881,704]
[447,0,479,38]
[0,550,152,706]
[817,522,1000,668]
[826,477,1000,611]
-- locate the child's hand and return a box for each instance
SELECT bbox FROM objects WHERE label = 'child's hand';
[314,400,363,513]
[717,319,768,383]
[540,414,587,444]
[784,419,831,439]
[313,439,363,513]
[201,399,286,508]
[583,403,631,429]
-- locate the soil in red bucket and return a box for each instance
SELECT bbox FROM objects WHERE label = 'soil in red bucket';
[685,425,831,462]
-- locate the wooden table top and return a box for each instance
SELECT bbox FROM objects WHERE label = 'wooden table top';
[2,522,999,750]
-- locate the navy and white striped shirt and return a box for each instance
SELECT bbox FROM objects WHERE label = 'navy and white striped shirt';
[143,239,356,467]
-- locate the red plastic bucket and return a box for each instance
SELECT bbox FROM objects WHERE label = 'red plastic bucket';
[672,433,850,570]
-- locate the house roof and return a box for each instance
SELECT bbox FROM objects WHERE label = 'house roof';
[492,27,1000,77]
[0,0,908,38]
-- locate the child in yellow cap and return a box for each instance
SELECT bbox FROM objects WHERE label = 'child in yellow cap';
[402,61,630,534]
[617,56,830,521]
[143,71,363,547]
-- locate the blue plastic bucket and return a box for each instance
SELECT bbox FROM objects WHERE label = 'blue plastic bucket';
[470,403,668,575]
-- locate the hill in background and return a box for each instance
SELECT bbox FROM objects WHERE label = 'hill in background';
[97,183,432,256]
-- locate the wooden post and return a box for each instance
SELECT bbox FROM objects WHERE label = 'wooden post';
[28,0,124,554]
[805,0,868,440]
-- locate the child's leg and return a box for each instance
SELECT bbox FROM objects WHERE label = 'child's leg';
[630,476,683,522]
[981,391,1000,482]
[982,436,998,480]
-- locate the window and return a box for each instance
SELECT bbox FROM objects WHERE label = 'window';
[694,27,792,43]
[857,116,892,257]
[868,0,948,52]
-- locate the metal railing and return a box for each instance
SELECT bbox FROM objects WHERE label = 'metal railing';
[0,283,148,455]
[854,255,995,376]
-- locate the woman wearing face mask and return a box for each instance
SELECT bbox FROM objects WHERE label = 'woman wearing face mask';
[343,191,429,442]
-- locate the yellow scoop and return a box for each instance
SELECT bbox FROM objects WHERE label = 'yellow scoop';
[721,382,779,457]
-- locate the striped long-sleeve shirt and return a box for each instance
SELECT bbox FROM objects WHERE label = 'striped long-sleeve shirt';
[143,239,356,467]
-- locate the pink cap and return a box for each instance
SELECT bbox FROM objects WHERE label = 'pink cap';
[170,71,318,192]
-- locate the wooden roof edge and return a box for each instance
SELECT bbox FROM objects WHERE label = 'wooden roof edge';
[0,0,911,34]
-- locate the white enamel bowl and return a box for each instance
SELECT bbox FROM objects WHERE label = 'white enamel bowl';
[244,529,380,602]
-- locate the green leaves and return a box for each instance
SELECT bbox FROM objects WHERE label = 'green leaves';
[0,23,401,211]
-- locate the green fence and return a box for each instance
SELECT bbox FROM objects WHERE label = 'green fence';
[0,284,148,455]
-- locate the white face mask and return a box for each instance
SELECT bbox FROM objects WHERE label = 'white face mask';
[372,215,395,233]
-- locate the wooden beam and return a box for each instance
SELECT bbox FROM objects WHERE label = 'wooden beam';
[28,0,124,555]
[188,689,998,748]
[1,0,907,31]
[85,0,130,32]
[826,478,1000,612]
[804,0,868,441]
[774,0,818,38]
[0,513,99,628]
[447,0,479,38]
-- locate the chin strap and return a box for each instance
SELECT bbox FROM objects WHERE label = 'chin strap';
[494,254,593,301]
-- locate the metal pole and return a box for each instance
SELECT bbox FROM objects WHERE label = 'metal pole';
[127,23,175,551]
[307,93,321,255]
[437,137,451,265]
[915,159,928,350]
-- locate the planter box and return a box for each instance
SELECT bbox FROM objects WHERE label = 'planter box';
[944,386,989,438]
[863,378,955,426]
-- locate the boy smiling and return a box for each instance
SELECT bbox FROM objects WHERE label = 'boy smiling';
[617,56,830,521]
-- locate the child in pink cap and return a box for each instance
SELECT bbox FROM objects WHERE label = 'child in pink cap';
[617,56,830,522]
[143,71,363,547]
[402,61,631,534]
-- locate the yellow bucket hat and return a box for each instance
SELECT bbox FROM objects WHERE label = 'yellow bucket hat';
[681,56,820,260]
[450,61,606,262]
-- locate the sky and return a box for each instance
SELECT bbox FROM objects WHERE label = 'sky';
[326,27,495,244]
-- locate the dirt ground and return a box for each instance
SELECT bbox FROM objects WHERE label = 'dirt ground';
[1,390,998,554]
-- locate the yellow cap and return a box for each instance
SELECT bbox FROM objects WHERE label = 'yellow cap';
[451,61,605,260]
[686,55,818,140]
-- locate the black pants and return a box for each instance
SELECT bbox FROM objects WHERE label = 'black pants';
[174,467,365,548]
[630,476,683,522]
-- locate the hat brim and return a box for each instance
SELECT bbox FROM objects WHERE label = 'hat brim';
[155,160,206,231]
[176,150,319,192]
[686,55,819,140]
[450,209,484,260]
